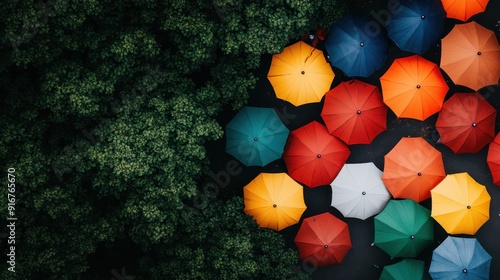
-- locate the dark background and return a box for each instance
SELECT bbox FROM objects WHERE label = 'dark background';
[207,0,500,278]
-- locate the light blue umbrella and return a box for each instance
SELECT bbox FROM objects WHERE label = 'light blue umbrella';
[386,0,446,54]
[429,236,492,280]
[325,13,390,78]
[225,107,289,166]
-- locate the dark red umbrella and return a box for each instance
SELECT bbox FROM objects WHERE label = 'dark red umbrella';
[436,93,496,154]
[487,133,500,186]
[283,121,351,187]
[294,212,352,267]
[321,79,387,145]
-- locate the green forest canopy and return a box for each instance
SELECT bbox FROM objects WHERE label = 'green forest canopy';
[0,0,347,279]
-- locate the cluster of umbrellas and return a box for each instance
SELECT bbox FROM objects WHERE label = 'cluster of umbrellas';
[224,0,498,277]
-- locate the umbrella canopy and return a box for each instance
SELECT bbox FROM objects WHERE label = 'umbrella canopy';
[331,162,391,220]
[487,133,500,186]
[374,199,434,258]
[267,41,335,106]
[387,0,446,54]
[283,121,351,188]
[325,13,390,78]
[321,80,388,145]
[294,212,352,267]
[380,259,430,280]
[382,137,446,203]
[440,0,489,21]
[440,21,500,91]
[381,55,449,121]
[431,172,490,235]
[243,172,307,231]
[435,92,496,154]
[429,236,492,279]
[225,106,290,166]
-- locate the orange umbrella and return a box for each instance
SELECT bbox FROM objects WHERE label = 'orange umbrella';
[440,21,500,91]
[380,55,449,121]
[440,0,489,21]
[382,137,446,202]
[487,133,500,186]
[243,173,307,231]
[436,92,496,154]
[267,41,335,106]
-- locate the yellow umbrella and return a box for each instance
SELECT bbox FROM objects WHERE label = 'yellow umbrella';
[267,41,335,106]
[431,172,490,235]
[244,173,307,231]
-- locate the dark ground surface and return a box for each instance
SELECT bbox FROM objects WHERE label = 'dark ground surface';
[206,1,500,279]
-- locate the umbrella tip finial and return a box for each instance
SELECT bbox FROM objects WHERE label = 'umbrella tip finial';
[362,191,366,195]
[467,205,471,209]
[254,137,258,141]
[421,15,425,19]
[317,154,321,158]
[416,84,421,89]
[417,172,422,176]
[360,42,364,47]
[463,269,468,273]
[301,70,305,75]
[477,51,481,55]
[324,245,329,249]
[472,123,477,127]
[273,204,277,208]
[357,110,361,114]
[410,235,415,239]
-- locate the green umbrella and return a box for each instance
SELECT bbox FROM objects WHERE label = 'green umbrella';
[226,106,289,167]
[374,199,433,258]
[380,259,431,280]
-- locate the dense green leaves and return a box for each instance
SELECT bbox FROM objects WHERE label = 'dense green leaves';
[0,0,345,278]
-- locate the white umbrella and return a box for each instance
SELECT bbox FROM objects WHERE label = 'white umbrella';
[331,162,391,220]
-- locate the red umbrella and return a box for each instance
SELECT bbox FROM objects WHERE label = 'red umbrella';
[283,121,351,188]
[487,133,500,186]
[294,212,352,267]
[436,93,496,154]
[321,80,388,145]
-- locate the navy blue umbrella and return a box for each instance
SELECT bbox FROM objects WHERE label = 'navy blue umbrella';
[325,13,389,78]
[386,0,446,55]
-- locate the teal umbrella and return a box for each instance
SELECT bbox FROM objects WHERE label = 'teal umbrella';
[226,107,289,166]
[374,199,434,258]
[380,259,431,280]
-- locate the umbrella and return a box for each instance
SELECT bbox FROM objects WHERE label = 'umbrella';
[225,106,290,166]
[431,172,490,235]
[387,0,446,54]
[440,21,500,91]
[380,55,449,121]
[440,0,489,21]
[283,121,351,188]
[325,13,390,78]
[380,259,431,280]
[374,199,434,258]
[243,172,307,231]
[321,80,388,145]
[382,137,446,203]
[331,162,391,220]
[487,133,500,186]
[435,92,496,154]
[267,41,335,106]
[429,236,492,279]
[294,212,352,267]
